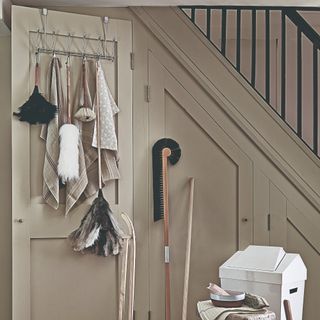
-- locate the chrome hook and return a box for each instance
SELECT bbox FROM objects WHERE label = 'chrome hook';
[34,28,42,49]
[66,54,71,67]
[82,34,89,58]
[66,32,72,55]
[50,31,58,56]
[35,49,40,64]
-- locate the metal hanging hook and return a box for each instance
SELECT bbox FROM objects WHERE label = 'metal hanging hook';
[34,28,42,49]
[50,31,58,57]
[66,32,72,54]
[66,54,71,67]
[35,50,40,64]
[96,36,104,57]
[81,34,90,59]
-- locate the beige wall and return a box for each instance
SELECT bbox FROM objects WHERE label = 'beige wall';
[0,34,11,320]
[3,5,320,320]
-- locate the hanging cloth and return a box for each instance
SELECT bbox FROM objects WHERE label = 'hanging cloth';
[74,60,119,199]
[74,60,96,122]
[68,60,124,256]
[40,57,66,209]
[92,61,119,151]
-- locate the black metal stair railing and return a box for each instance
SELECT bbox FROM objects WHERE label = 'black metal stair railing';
[180,6,320,158]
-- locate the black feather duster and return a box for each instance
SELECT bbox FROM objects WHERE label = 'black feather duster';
[13,62,57,125]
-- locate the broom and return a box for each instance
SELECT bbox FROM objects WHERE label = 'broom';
[68,61,124,256]
[152,138,181,320]
[57,56,80,183]
[13,52,57,124]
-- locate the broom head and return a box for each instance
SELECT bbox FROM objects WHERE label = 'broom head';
[152,138,181,221]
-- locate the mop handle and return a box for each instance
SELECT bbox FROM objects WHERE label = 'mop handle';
[182,178,195,320]
[96,62,102,189]
[162,148,172,320]
[66,57,71,124]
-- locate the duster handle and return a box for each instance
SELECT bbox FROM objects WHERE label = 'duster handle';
[66,57,72,124]
[82,59,89,108]
[96,61,102,189]
[35,62,40,87]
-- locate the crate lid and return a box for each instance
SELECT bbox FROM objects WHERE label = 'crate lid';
[223,245,285,271]
[219,246,307,284]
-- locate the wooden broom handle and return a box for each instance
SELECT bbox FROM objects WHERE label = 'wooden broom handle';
[82,60,90,108]
[66,59,72,124]
[96,62,102,189]
[284,300,294,320]
[182,178,195,320]
[162,148,171,320]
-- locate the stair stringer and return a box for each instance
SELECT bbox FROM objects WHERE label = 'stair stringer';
[132,6,320,212]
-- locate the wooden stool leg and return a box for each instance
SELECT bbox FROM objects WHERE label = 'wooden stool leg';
[283,300,294,320]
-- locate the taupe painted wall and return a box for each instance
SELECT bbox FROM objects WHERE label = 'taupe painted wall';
[0,35,11,320]
[2,5,320,320]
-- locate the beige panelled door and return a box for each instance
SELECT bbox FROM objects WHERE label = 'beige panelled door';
[147,51,253,320]
[12,6,132,320]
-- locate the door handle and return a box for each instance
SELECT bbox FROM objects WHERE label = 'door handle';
[14,218,24,223]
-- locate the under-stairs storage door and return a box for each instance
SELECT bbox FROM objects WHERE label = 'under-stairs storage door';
[12,6,132,320]
[147,51,253,320]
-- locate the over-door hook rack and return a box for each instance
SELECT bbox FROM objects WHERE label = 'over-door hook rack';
[29,30,116,61]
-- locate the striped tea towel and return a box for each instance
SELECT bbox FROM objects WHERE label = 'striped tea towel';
[197,301,267,320]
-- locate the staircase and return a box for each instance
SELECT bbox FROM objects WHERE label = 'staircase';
[131,8,320,318]
[180,6,320,158]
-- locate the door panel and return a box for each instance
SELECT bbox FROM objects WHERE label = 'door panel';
[12,6,132,320]
[30,239,118,320]
[148,52,253,320]
[269,182,287,247]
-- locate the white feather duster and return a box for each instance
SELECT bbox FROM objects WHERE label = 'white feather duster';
[58,124,80,183]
